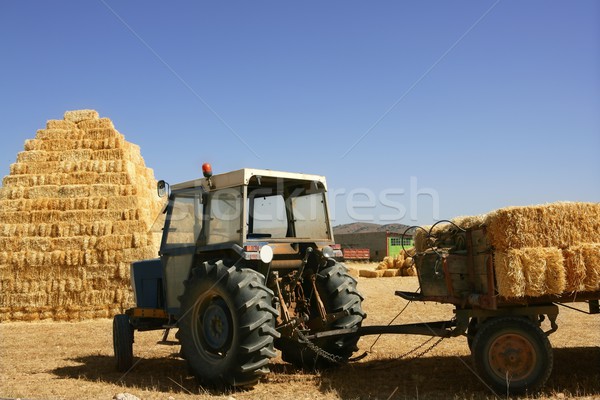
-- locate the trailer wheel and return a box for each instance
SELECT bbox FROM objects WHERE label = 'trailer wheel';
[177,260,279,388]
[278,261,366,370]
[113,314,134,372]
[471,317,553,395]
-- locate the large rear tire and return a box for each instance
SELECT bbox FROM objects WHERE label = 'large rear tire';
[177,260,280,388]
[113,314,134,372]
[278,261,365,370]
[471,317,553,395]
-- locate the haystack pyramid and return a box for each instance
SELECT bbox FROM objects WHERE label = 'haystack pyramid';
[0,110,163,321]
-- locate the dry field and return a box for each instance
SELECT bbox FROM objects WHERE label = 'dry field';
[1,262,599,400]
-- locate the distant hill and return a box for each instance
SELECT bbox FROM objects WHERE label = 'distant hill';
[333,222,415,235]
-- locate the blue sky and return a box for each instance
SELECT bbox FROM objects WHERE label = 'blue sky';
[1,1,598,226]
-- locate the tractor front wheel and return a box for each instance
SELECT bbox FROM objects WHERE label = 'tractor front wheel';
[177,260,280,388]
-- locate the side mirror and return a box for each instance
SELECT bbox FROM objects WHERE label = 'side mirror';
[157,180,170,198]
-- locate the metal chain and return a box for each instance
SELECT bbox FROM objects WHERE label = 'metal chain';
[295,327,445,365]
[368,336,446,371]
[400,336,445,360]
[295,329,345,364]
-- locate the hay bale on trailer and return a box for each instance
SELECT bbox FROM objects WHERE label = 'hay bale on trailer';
[0,110,163,321]
[414,202,600,298]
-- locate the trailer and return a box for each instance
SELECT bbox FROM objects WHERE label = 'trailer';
[313,222,600,395]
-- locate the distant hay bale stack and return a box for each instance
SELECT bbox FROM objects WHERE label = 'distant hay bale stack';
[393,253,405,269]
[376,256,395,270]
[0,110,163,322]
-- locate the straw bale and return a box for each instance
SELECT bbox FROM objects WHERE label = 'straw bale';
[544,249,567,295]
[379,256,395,270]
[80,128,121,141]
[486,202,600,251]
[1,187,25,200]
[2,237,53,252]
[414,225,433,253]
[122,246,156,261]
[64,109,99,123]
[106,196,138,210]
[87,184,117,197]
[77,117,114,130]
[451,214,487,230]
[393,253,405,269]
[402,257,414,268]
[131,232,152,248]
[91,149,128,161]
[519,247,564,297]
[113,262,129,279]
[0,211,32,224]
[96,172,132,185]
[55,149,94,162]
[35,128,81,141]
[16,150,49,163]
[96,235,132,251]
[51,237,98,251]
[402,247,416,258]
[383,269,399,277]
[582,243,600,291]
[563,247,587,292]
[494,251,526,298]
[9,163,27,175]
[359,269,383,278]
[46,119,78,130]
[98,250,124,264]
[111,221,150,235]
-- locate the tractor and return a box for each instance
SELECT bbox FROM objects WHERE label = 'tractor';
[113,164,365,387]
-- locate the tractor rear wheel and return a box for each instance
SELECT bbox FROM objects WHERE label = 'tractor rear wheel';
[177,260,280,388]
[471,316,553,395]
[113,313,134,372]
[278,261,365,370]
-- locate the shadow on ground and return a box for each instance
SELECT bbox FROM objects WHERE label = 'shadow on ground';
[51,352,218,395]
[51,347,600,399]
[316,346,600,399]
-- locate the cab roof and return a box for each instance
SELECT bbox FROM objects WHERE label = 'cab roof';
[171,168,328,192]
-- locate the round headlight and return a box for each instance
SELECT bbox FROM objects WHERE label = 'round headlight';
[322,246,334,258]
[259,245,274,264]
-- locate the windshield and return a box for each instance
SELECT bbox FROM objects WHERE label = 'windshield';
[247,178,331,241]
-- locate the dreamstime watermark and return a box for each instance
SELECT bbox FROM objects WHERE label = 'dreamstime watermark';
[329,177,440,223]
[170,176,440,226]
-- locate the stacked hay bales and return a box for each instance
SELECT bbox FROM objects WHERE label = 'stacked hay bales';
[0,110,163,321]
[358,248,417,278]
[414,202,600,298]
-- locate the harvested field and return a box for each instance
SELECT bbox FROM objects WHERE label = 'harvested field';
[1,263,598,400]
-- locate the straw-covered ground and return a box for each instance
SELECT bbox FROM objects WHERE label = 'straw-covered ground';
[1,262,599,400]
